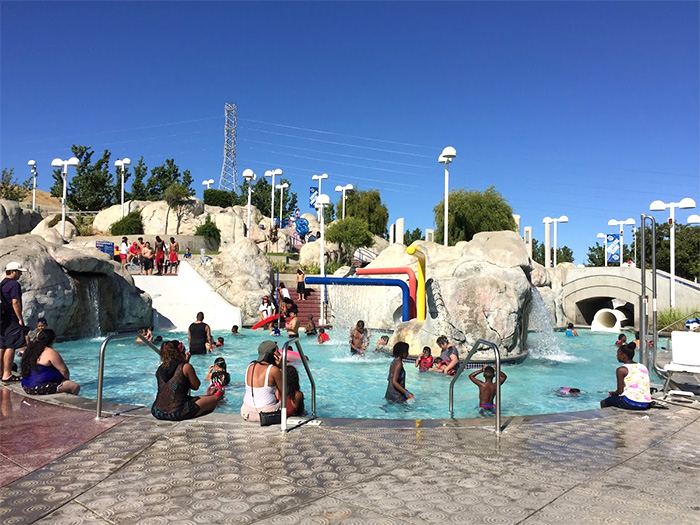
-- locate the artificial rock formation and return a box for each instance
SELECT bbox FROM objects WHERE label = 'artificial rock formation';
[191,237,274,325]
[0,235,152,338]
[0,199,43,239]
[31,215,78,243]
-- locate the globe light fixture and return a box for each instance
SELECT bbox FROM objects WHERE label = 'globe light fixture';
[334,183,354,219]
[265,168,283,227]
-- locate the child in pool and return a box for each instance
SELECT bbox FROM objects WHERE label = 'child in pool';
[615,333,627,346]
[206,370,227,398]
[270,327,281,336]
[374,335,390,353]
[415,346,434,372]
[205,357,231,386]
[565,323,578,337]
[215,337,225,347]
[556,387,582,397]
[317,328,330,344]
[469,364,507,413]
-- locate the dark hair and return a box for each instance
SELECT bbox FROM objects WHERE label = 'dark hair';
[393,341,409,358]
[297,269,303,274]
[437,335,448,346]
[286,365,300,393]
[156,236,162,242]
[357,320,365,329]
[484,366,495,378]
[617,333,626,341]
[289,305,298,315]
[21,329,57,377]
[319,328,325,333]
[196,312,204,321]
[567,323,574,329]
[160,340,185,368]
[279,282,285,288]
[37,317,48,326]
[620,343,636,359]
[422,346,431,355]
[170,237,175,243]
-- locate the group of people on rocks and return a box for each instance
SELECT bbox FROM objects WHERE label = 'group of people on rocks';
[118,236,183,275]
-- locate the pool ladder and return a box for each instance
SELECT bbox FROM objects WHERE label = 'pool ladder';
[448,339,502,435]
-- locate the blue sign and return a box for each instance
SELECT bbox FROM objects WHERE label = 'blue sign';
[309,187,318,208]
[606,233,620,263]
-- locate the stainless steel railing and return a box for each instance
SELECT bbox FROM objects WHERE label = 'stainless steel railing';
[280,337,316,432]
[448,339,502,435]
[96,331,160,419]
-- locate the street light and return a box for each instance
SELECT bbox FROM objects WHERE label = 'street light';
[312,173,329,220]
[551,215,568,266]
[688,214,700,225]
[315,193,331,323]
[114,158,131,218]
[596,233,607,267]
[438,147,456,246]
[27,160,37,211]
[202,178,215,190]
[650,197,697,307]
[242,169,257,238]
[607,218,635,266]
[276,182,289,227]
[334,183,353,219]
[50,156,79,236]
[265,169,283,227]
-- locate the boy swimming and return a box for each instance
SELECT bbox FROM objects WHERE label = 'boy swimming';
[469,364,507,413]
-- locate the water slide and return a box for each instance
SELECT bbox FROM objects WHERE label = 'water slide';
[591,308,626,333]
[355,267,417,319]
[133,261,242,331]
[304,276,410,322]
[406,245,427,321]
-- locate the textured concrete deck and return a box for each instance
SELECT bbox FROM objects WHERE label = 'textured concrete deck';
[1,385,699,524]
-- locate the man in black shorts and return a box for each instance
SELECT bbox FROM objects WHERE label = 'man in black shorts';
[1,262,27,382]
[188,312,213,354]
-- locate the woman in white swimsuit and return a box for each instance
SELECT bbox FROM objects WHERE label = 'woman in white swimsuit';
[240,341,283,422]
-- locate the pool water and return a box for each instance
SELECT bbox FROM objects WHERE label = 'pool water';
[59,329,638,419]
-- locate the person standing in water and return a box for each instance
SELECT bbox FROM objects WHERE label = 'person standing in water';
[385,342,414,403]
[349,320,369,356]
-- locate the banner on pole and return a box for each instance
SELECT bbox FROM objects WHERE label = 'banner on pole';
[606,233,620,264]
[309,187,318,209]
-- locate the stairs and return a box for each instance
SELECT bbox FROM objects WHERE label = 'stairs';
[276,273,327,326]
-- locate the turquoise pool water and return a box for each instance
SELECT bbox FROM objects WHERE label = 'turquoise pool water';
[58,328,635,419]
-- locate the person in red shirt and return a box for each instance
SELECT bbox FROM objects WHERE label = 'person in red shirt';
[415,346,434,372]
[317,328,330,344]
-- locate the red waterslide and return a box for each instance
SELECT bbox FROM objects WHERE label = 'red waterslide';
[355,267,417,319]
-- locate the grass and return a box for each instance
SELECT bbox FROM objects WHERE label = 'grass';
[657,308,700,332]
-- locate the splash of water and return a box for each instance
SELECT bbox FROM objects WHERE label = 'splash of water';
[527,287,574,362]
[85,279,102,337]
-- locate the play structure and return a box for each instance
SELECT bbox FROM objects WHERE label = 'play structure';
[406,245,427,321]
[590,308,627,332]
[355,267,417,318]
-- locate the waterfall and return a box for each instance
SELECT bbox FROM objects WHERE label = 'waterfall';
[526,287,572,362]
[85,279,102,337]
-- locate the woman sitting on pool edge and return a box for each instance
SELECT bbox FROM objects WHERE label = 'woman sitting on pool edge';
[240,341,283,422]
[152,340,221,421]
[20,329,80,395]
[600,342,651,410]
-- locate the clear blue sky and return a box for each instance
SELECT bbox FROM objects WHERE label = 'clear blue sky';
[2,1,698,264]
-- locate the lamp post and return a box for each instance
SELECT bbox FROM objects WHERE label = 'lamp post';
[265,169,283,227]
[550,215,568,266]
[607,218,635,266]
[596,233,607,267]
[438,147,456,246]
[114,158,131,218]
[334,183,353,219]
[242,169,257,238]
[51,157,79,236]
[542,217,552,267]
[202,178,215,190]
[315,194,331,323]
[312,173,328,220]
[27,160,37,211]
[650,198,697,307]
[276,182,289,227]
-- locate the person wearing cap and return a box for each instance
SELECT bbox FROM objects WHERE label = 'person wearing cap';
[1,262,27,382]
[240,341,282,422]
[259,295,276,329]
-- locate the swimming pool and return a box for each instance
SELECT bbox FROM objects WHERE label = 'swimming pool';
[57,328,647,419]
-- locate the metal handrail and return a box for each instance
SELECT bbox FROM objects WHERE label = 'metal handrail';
[448,339,502,435]
[280,337,316,432]
[658,311,700,333]
[96,331,160,419]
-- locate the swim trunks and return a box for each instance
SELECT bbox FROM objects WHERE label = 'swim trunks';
[479,403,496,411]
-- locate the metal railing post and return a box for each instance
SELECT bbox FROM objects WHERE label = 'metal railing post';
[280,337,316,433]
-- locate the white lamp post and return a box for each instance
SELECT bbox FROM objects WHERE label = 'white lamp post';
[276,182,289,227]
[315,193,331,322]
[542,217,552,268]
[27,160,37,211]
[265,168,283,227]
[312,173,329,220]
[607,218,635,266]
[650,197,697,307]
[596,233,607,267]
[242,169,257,237]
[202,178,215,190]
[114,158,131,218]
[438,147,456,246]
[334,183,353,219]
[51,156,79,236]
[547,215,568,266]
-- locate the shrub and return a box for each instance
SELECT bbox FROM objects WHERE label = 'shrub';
[74,215,94,236]
[300,263,320,275]
[110,211,144,235]
[203,188,233,208]
[657,308,697,333]
[195,216,221,245]
[47,214,75,229]
[324,259,343,275]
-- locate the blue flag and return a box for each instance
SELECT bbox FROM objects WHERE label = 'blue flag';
[309,187,318,209]
[606,233,620,263]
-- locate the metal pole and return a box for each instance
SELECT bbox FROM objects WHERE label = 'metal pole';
[651,218,658,355]
[120,167,125,219]
[604,235,608,267]
[270,172,276,229]
[553,220,558,267]
[32,168,37,211]
[544,221,551,268]
[669,205,676,307]
[61,165,67,236]
[319,206,325,323]
[443,164,449,246]
[246,185,252,238]
[342,188,346,219]
[640,215,648,367]
[619,223,624,266]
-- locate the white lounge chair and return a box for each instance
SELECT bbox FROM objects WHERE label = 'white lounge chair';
[662,331,700,396]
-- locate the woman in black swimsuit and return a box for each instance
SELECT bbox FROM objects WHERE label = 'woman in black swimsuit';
[385,342,415,403]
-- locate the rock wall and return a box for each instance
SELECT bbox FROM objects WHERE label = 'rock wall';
[0,199,43,239]
[0,235,152,338]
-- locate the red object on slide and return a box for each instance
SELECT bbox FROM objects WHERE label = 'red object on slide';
[252,314,280,330]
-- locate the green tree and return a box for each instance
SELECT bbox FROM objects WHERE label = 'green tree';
[324,217,374,263]
[128,157,149,201]
[404,227,423,246]
[50,145,116,211]
[434,186,516,245]
[532,238,574,266]
[163,183,190,235]
[322,202,335,224]
[203,188,233,208]
[532,238,545,266]
[145,159,194,200]
[232,177,298,223]
[0,168,31,201]
[585,242,605,267]
[557,246,574,264]
[344,189,388,238]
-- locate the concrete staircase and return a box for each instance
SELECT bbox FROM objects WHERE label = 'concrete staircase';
[277,273,326,326]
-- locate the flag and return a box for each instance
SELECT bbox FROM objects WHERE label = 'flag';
[309,187,318,209]
[606,233,620,263]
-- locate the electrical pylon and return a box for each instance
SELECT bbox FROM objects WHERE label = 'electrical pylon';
[218,102,238,191]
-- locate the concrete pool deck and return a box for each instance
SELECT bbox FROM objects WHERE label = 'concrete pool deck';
[1,384,699,524]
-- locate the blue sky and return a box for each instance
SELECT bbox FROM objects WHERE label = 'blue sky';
[1,1,698,264]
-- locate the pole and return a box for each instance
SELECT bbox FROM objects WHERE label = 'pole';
[32,169,37,211]
[669,205,676,307]
[279,186,285,228]
[553,220,558,267]
[544,221,551,268]
[342,188,346,219]
[61,165,67,236]
[639,215,647,367]
[604,235,608,267]
[270,172,276,229]
[633,226,637,267]
[120,167,125,219]
[619,223,624,266]
[443,164,449,246]
[246,185,252,238]
[319,206,325,323]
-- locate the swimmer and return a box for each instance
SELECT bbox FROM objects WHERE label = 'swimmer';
[565,323,578,337]
[374,335,390,353]
[205,357,231,385]
[615,334,627,346]
[556,387,582,397]
[317,328,330,344]
[215,337,225,347]
[415,346,434,372]
[231,325,240,335]
[469,364,506,414]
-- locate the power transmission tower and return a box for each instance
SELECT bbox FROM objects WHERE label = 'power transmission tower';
[218,103,238,191]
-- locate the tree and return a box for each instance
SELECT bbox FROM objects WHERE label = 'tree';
[532,238,545,266]
[344,189,388,238]
[434,186,516,245]
[532,238,574,266]
[324,217,374,263]
[203,189,233,208]
[0,168,31,201]
[128,157,149,201]
[232,177,298,223]
[404,227,423,246]
[585,242,605,267]
[145,159,193,200]
[50,145,116,211]
[163,183,190,235]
